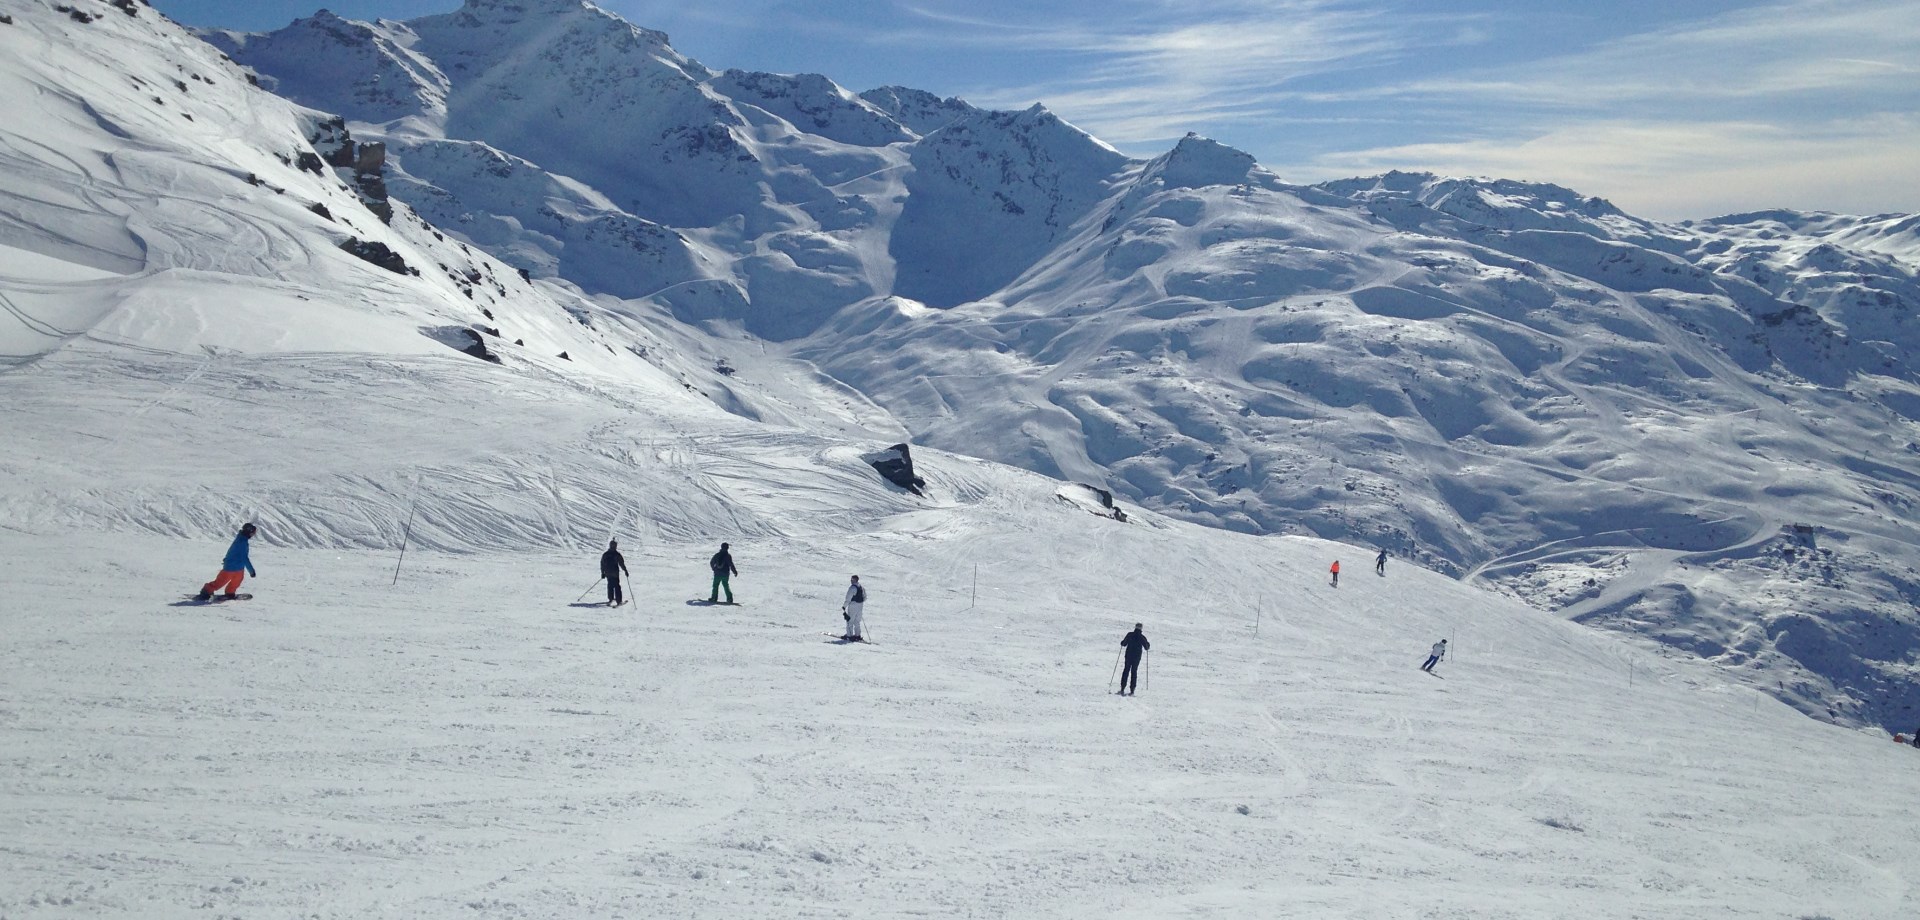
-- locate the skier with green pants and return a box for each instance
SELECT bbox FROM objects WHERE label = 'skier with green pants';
[708,542,738,604]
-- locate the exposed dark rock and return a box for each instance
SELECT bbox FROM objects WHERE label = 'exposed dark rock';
[338,237,414,275]
[514,339,524,346]
[423,326,501,364]
[295,151,324,175]
[0,14,14,25]
[517,267,531,283]
[109,0,141,16]
[352,141,386,175]
[557,351,571,361]
[1075,483,1115,509]
[308,202,332,221]
[863,443,927,496]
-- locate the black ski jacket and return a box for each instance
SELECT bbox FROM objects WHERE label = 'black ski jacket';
[601,549,628,577]
[1121,631,1151,658]
[710,549,737,575]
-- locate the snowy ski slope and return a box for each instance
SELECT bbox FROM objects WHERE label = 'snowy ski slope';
[3,4,1920,915]
[5,338,1920,919]
[198,0,1920,730]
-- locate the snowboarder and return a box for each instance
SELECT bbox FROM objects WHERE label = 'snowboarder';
[196,523,258,601]
[1375,549,1388,576]
[840,575,867,641]
[1330,560,1340,587]
[1421,639,1447,672]
[1118,624,1150,695]
[600,539,629,607]
[708,542,737,604]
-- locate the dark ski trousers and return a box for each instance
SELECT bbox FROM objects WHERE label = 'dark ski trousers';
[606,573,623,605]
[1421,655,1440,671]
[1121,653,1143,693]
[710,572,732,603]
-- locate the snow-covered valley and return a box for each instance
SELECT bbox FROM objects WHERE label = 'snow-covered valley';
[4,1,1920,914]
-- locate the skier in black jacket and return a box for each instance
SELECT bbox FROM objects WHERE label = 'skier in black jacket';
[600,540,630,607]
[1119,624,1151,695]
[708,542,737,604]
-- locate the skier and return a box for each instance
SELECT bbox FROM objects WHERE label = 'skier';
[840,575,867,641]
[600,539,629,607]
[708,542,737,604]
[1118,624,1150,695]
[1375,549,1388,576]
[1330,560,1340,587]
[196,523,258,601]
[1421,638,1447,672]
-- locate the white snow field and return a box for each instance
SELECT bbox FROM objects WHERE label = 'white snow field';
[4,3,1920,916]
[5,339,1920,920]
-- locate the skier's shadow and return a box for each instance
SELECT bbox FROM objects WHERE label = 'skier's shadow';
[567,602,609,609]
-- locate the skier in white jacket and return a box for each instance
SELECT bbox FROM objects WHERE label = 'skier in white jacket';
[840,575,867,642]
[1421,639,1447,672]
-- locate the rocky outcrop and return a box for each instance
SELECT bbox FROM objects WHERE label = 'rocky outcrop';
[339,237,414,275]
[304,114,393,222]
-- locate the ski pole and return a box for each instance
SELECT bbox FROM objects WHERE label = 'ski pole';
[1108,648,1123,692]
[390,473,422,587]
[576,576,604,603]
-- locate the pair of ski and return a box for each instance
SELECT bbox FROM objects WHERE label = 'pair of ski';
[182,593,253,603]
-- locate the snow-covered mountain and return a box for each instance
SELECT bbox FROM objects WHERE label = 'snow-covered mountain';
[7,2,1920,915]
[166,0,1920,730]
[14,0,1920,735]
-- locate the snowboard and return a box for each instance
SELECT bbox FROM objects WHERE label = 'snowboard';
[184,593,253,603]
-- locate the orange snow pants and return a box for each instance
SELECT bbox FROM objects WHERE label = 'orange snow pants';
[203,570,246,596]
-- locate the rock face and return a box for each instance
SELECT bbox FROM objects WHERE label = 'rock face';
[301,114,393,222]
[339,238,413,275]
[863,444,926,496]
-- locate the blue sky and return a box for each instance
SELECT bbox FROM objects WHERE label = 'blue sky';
[154,0,1919,220]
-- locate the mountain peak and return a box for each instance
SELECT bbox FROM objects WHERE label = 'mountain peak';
[1144,132,1259,189]
[459,0,596,13]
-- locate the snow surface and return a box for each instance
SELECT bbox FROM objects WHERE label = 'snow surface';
[7,339,1920,919]
[5,2,1920,915]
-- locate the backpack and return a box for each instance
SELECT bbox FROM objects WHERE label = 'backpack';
[851,584,866,604]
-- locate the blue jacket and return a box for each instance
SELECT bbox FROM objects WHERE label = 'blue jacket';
[222,533,255,576]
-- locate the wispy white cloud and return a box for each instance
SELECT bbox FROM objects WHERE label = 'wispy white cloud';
[1375,0,1920,108]
[1291,115,1920,220]
[936,1,1433,141]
